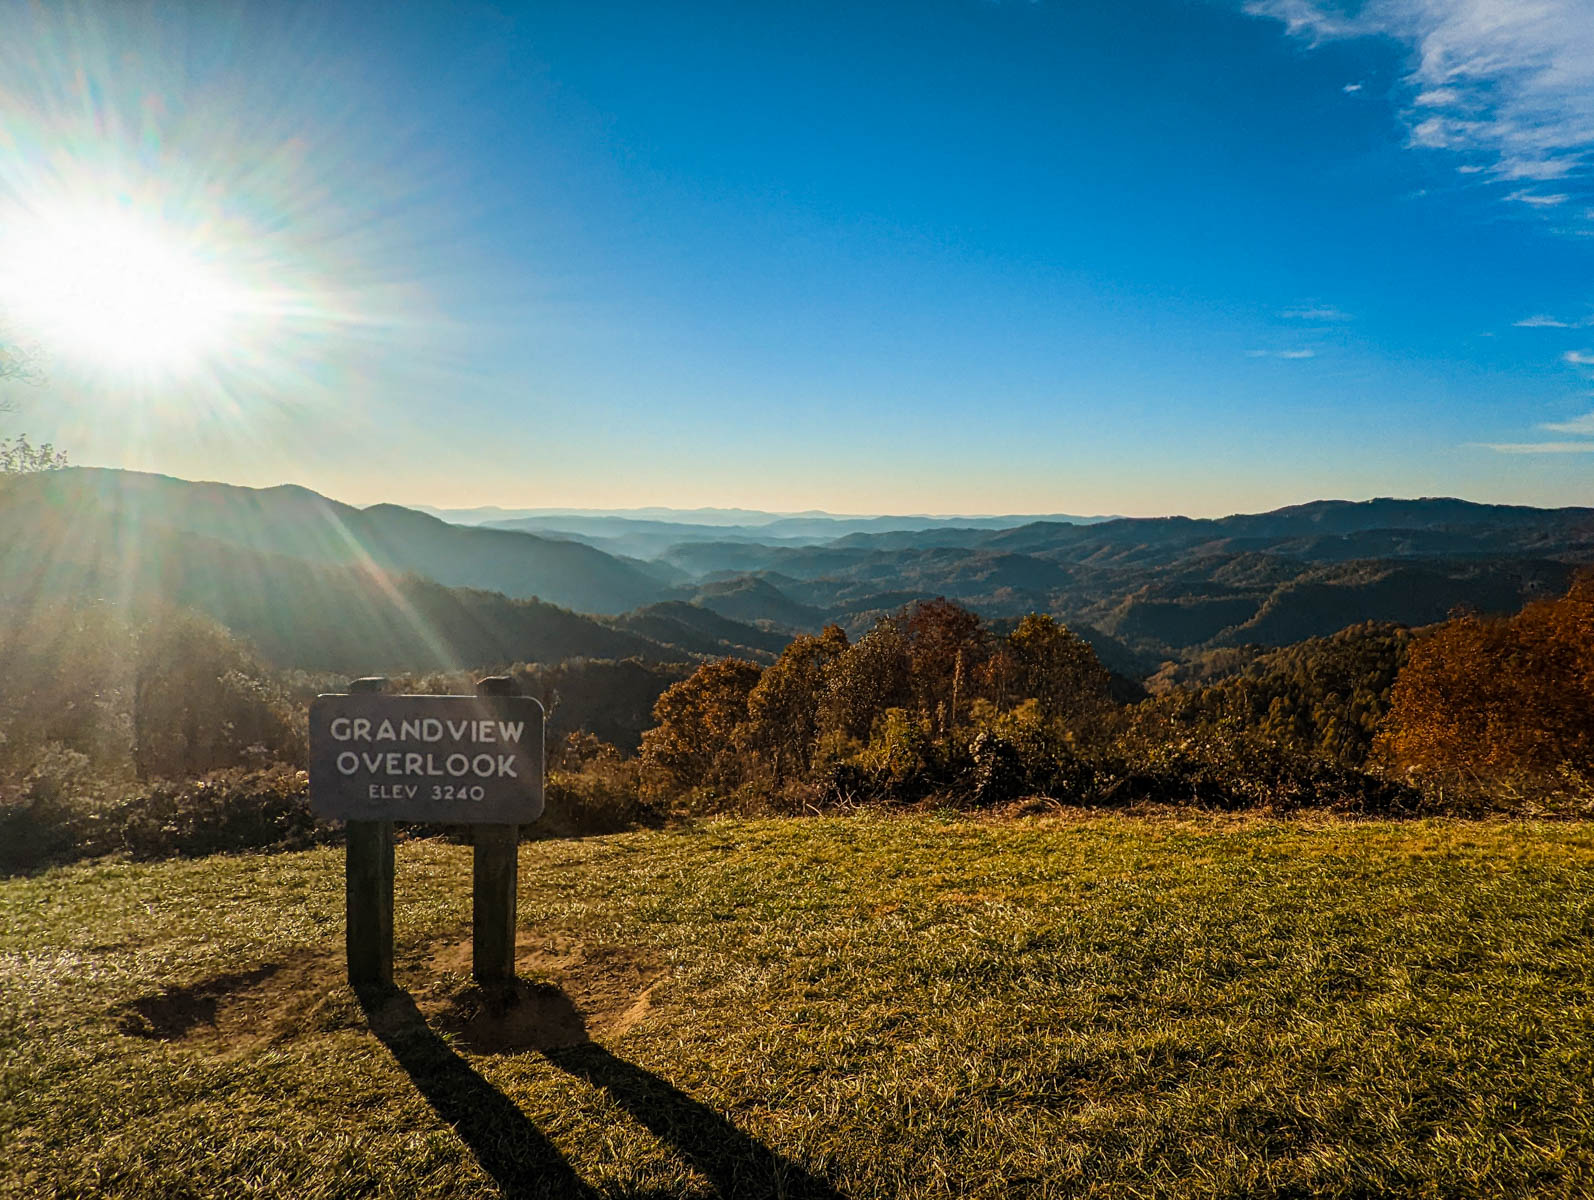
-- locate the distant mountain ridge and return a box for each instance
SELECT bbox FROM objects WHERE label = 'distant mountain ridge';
[13,468,674,615]
[420,503,1117,529]
[0,469,778,671]
[476,511,1120,559]
[5,469,1591,676]
[658,496,1594,660]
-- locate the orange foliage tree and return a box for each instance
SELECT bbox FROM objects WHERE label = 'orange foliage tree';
[1378,575,1594,787]
[639,657,763,790]
[904,598,989,738]
[988,613,1113,728]
[744,625,849,783]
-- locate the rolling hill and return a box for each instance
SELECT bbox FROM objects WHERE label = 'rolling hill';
[10,468,675,615]
[8,470,1591,675]
[640,498,1594,658]
[0,471,780,672]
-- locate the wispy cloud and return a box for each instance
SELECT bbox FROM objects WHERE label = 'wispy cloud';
[1342,82,1363,93]
[1515,313,1594,329]
[1246,347,1317,359]
[1244,0,1594,191]
[1508,190,1571,207]
[1281,304,1352,321]
[1482,400,1594,453]
[1565,350,1594,366]
[1483,441,1594,454]
[1541,411,1594,434]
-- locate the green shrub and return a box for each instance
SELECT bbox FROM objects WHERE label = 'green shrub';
[0,765,326,873]
[101,766,322,860]
[1086,715,1425,814]
[543,758,651,835]
[963,731,1027,806]
[0,746,107,870]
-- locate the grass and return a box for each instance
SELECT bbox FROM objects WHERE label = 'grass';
[3,811,1594,1198]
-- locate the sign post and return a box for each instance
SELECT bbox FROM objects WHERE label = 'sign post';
[310,678,544,989]
[343,677,395,988]
[472,676,520,984]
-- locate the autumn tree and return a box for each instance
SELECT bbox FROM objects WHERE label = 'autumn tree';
[743,624,849,783]
[818,618,913,742]
[904,598,988,737]
[992,613,1113,727]
[0,338,60,474]
[0,434,67,474]
[133,609,303,779]
[639,657,763,790]
[1378,576,1594,788]
[0,600,136,780]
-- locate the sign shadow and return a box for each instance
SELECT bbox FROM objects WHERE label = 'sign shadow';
[358,981,848,1199]
[543,1042,849,1200]
[356,984,598,1199]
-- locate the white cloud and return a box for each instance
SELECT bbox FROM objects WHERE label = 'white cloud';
[1277,348,1317,358]
[1481,400,1594,449]
[1516,314,1573,327]
[1565,350,1594,365]
[1281,304,1352,321]
[1244,0,1594,189]
[1541,411,1594,433]
[1508,189,1571,206]
[1504,159,1577,181]
[1483,441,1594,453]
[1343,81,1363,92]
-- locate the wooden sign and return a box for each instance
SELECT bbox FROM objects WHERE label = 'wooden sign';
[310,693,544,824]
[310,678,543,989]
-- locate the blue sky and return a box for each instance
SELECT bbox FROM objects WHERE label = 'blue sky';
[2,0,1593,515]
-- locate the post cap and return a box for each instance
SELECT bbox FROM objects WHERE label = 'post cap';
[348,677,389,694]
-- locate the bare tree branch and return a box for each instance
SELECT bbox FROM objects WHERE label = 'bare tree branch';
[0,335,44,411]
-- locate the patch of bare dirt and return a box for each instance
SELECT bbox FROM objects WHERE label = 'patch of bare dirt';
[116,964,285,1042]
[419,932,665,1053]
[112,930,666,1057]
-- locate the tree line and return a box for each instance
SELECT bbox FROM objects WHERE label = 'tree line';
[636,585,1594,814]
[5,565,1592,871]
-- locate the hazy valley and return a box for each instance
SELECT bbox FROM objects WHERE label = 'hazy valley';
[6,466,1590,685]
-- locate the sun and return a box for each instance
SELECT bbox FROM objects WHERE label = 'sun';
[0,204,241,378]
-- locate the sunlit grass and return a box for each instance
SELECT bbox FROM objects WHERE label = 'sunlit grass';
[3,813,1593,1197]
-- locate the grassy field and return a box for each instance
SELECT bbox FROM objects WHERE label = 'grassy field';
[4,813,1594,1199]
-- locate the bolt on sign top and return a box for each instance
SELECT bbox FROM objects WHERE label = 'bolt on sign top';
[310,693,545,824]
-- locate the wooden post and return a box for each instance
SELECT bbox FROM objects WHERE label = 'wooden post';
[346,677,394,988]
[472,676,519,985]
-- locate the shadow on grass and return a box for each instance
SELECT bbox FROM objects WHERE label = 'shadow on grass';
[357,984,599,1199]
[359,981,847,1200]
[546,1042,848,1200]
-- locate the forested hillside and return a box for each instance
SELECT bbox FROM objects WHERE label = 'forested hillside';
[7,453,1594,871]
[0,471,791,672]
[6,468,675,614]
[9,470,1591,667]
[655,497,1594,657]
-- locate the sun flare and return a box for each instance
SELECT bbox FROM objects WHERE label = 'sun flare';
[0,205,242,378]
